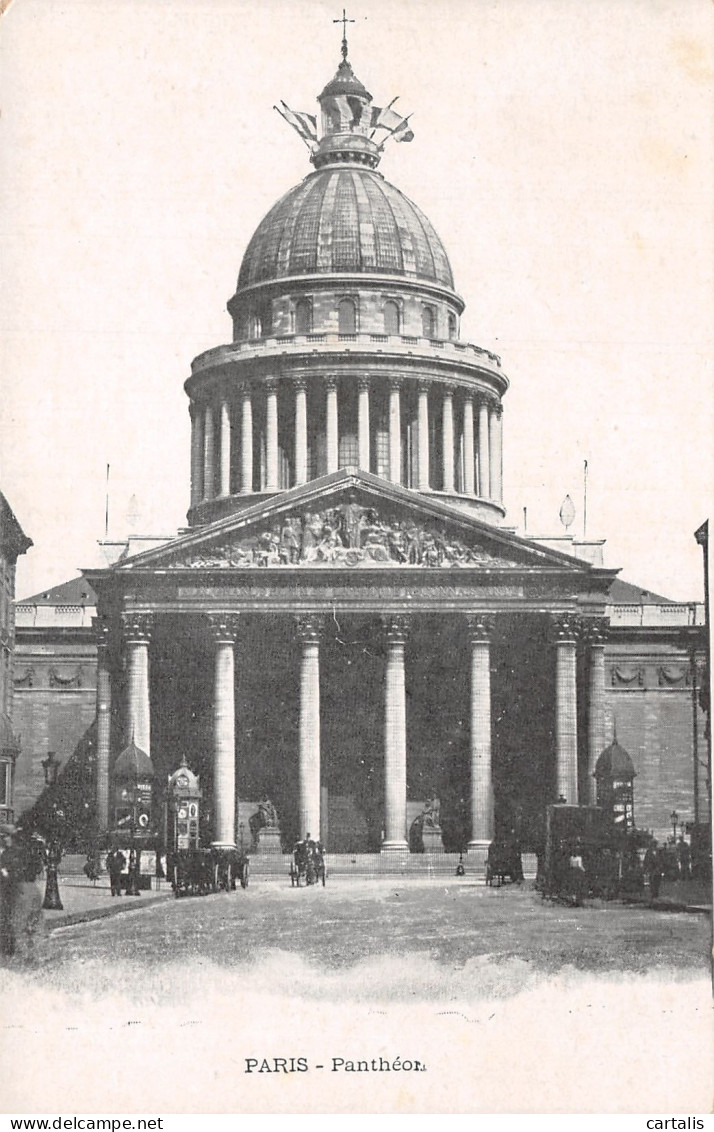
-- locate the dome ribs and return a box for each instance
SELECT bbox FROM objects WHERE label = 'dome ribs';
[274,177,316,280]
[289,172,332,275]
[413,204,454,288]
[316,170,341,272]
[331,171,361,272]
[351,170,377,269]
[361,173,403,275]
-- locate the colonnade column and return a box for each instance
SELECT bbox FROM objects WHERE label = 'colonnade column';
[122,612,153,756]
[417,381,430,490]
[388,378,402,484]
[466,614,494,849]
[477,398,490,498]
[442,385,455,493]
[207,614,240,847]
[189,403,204,508]
[326,378,339,474]
[462,395,475,495]
[296,615,323,840]
[265,379,279,491]
[382,615,409,852]
[586,618,608,804]
[93,616,112,833]
[552,614,579,805]
[357,377,371,472]
[294,378,308,486]
[240,384,253,494]
[489,402,503,504]
[203,404,215,500]
[219,400,231,496]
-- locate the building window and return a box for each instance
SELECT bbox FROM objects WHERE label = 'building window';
[295,298,312,334]
[261,301,273,337]
[422,305,436,338]
[448,311,457,339]
[249,311,262,339]
[338,298,357,334]
[383,300,400,335]
[0,761,10,807]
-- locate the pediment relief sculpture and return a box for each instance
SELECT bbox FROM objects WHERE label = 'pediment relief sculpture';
[168,503,518,570]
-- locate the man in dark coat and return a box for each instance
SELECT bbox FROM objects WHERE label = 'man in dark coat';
[106,848,126,896]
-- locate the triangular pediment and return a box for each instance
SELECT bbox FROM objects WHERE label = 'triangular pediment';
[115,471,596,574]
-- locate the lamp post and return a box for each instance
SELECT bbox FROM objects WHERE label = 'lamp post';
[40,751,64,911]
[670,810,679,843]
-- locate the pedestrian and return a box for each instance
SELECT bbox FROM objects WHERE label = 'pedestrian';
[676,836,691,882]
[1,825,46,964]
[106,847,126,896]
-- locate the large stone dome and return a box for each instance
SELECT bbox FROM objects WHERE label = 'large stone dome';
[237,166,454,290]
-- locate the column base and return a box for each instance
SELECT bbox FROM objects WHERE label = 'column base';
[210,841,237,851]
[380,840,409,854]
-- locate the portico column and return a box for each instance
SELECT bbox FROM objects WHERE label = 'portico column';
[189,403,204,508]
[203,404,216,500]
[382,615,409,851]
[296,615,323,840]
[265,379,279,491]
[477,397,490,498]
[442,385,455,493]
[586,618,609,804]
[489,402,503,503]
[121,612,153,756]
[466,614,494,849]
[388,378,402,484]
[240,383,253,494]
[553,614,579,805]
[417,381,430,489]
[462,395,475,495]
[219,400,231,496]
[207,614,240,847]
[357,376,371,471]
[326,378,339,473]
[294,377,308,486]
[93,616,112,832]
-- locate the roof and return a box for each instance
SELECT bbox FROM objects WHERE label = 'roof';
[18,576,96,606]
[608,578,676,604]
[0,492,32,563]
[594,740,636,779]
[237,167,454,289]
[114,740,155,781]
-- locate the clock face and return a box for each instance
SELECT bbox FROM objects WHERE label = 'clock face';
[176,775,189,788]
[177,805,188,819]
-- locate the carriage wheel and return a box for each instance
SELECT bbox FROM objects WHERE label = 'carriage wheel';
[240,860,249,889]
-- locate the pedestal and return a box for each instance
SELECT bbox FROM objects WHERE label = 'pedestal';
[421,826,444,853]
[254,827,282,854]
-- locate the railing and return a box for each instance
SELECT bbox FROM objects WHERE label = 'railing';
[15,604,97,628]
[606,602,705,627]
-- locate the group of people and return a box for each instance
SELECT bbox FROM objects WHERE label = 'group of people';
[643,837,691,899]
[293,832,325,885]
[0,822,46,963]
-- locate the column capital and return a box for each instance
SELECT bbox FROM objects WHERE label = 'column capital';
[324,375,339,392]
[121,612,154,644]
[491,399,503,418]
[466,613,495,644]
[296,614,325,644]
[388,375,404,391]
[581,616,610,646]
[550,612,581,644]
[206,613,241,644]
[417,378,431,394]
[264,377,279,394]
[382,614,409,644]
[92,615,112,654]
[237,380,252,397]
[292,375,308,392]
[442,381,456,397]
[357,374,371,392]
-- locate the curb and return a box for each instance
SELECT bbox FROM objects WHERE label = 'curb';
[49,892,172,930]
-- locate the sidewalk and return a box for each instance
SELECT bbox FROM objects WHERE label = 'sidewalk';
[44,875,173,929]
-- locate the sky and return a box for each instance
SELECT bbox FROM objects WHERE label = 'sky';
[1,0,712,602]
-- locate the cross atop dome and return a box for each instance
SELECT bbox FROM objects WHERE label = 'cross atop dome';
[333,7,355,62]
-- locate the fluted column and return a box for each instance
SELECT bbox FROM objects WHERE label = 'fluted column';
[326,378,339,473]
[219,400,231,496]
[294,377,308,486]
[442,385,455,493]
[357,376,371,471]
[203,404,216,500]
[190,403,204,508]
[462,395,475,495]
[382,615,409,851]
[297,615,323,840]
[417,381,430,490]
[265,379,279,491]
[388,378,402,484]
[489,401,503,503]
[552,614,579,805]
[477,398,490,498]
[207,614,240,847]
[122,612,153,756]
[586,618,609,804]
[466,615,494,848]
[240,384,253,494]
[93,617,112,832]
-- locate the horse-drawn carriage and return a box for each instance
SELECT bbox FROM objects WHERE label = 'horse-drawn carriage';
[169,845,249,897]
[290,838,326,887]
[535,803,636,905]
[485,837,524,886]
